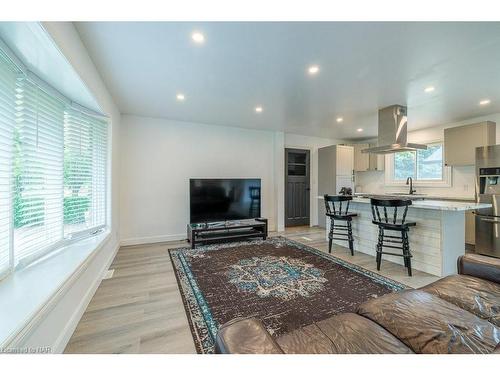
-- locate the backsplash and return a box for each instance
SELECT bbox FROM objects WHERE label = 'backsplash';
[355,165,476,199]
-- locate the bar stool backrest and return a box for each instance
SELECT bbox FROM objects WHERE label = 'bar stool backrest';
[324,194,353,216]
[370,198,412,224]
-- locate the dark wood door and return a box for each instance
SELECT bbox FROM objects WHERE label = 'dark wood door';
[285,148,310,227]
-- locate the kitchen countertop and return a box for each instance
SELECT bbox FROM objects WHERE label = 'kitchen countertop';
[317,195,490,211]
[350,197,490,211]
[353,193,476,202]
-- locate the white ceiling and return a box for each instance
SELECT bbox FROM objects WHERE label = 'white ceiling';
[75,22,500,139]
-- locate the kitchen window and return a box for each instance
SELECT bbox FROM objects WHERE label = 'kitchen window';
[386,142,451,186]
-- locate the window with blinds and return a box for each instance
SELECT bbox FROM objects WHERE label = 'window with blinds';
[14,79,65,265]
[0,46,108,278]
[64,111,107,237]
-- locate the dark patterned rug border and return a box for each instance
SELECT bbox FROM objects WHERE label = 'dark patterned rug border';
[167,249,206,354]
[169,236,409,354]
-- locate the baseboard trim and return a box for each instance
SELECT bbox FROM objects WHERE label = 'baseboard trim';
[120,233,187,247]
[52,241,120,353]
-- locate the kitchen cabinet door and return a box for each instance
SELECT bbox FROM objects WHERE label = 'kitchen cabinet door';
[368,147,385,171]
[353,143,369,171]
[444,121,496,166]
[336,145,354,176]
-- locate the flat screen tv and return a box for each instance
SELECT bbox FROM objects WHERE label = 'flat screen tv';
[189,178,261,223]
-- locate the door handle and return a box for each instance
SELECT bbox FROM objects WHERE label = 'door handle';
[480,217,500,224]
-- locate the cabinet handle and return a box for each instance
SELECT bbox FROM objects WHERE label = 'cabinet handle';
[480,218,500,224]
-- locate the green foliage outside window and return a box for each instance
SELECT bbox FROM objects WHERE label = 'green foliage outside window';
[394,144,443,181]
[13,126,92,228]
[63,144,92,225]
[63,196,90,224]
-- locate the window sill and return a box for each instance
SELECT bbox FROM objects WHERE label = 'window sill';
[0,229,111,347]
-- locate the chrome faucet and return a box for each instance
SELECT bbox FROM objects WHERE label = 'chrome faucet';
[406,177,416,195]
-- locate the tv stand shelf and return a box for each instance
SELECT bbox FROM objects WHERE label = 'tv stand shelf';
[187,218,268,249]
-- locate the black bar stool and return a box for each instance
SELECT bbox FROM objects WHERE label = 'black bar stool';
[324,194,357,256]
[370,198,416,276]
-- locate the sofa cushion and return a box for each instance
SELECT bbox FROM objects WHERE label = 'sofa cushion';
[458,254,500,284]
[276,313,413,354]
[316,313,413,354]
[421,274,500,327]
[357,290,500,354]
[276,323,338,354]
[215,317,284,354]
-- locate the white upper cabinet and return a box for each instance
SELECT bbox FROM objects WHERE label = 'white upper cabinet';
[444,121,496,166]
[353,144,369,171]
[336,145,354,176]
[352,143,384,172]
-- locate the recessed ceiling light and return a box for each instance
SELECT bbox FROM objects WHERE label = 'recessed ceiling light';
[255,106,263,113]
[191,31,205,44]
[308,65,320,75]
[357,128,363,132]
[479,99,491,106]
[176,93,185,101]
[336,117,343,123]
[424,86,435,93]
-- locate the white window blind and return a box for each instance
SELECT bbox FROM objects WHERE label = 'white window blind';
[0,49,17,277]
[13,79,65,265]
[0,42,108,278]
[64,110,107,237]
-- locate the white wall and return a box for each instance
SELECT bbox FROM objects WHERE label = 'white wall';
[120,115,281,244]
[355,113,500,197]
[284,133,344,226]
[12,22,122,352]
[119,117,343,243]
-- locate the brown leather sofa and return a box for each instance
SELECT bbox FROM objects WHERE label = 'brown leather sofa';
[215,254,500,354]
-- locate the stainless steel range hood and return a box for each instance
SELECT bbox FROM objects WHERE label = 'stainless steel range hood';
[362,105,427,154]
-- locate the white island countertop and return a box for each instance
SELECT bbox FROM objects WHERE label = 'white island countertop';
[317,196,491,211]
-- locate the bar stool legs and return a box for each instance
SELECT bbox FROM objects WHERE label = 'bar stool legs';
[324,194,357,256]
[328,219,334,253]
[375,227,382,271]
[402,229,412,276]
[375,226,412,276]
[347,220,354,256]
[327,217,354,255]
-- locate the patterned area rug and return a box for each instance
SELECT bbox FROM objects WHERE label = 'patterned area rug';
[169,236,406,353]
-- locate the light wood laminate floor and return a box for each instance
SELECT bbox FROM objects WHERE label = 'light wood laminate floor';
[64,226,440,354]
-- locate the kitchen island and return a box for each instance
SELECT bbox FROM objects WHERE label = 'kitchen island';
[318,196,491,276]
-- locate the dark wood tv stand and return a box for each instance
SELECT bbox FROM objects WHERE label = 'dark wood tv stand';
[187,218,268,249]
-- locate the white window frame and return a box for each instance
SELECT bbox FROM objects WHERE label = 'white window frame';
[385,140,452,187]
[0,42,110,279]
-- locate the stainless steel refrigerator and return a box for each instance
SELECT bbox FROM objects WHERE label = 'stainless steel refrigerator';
[475,145,500,258]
